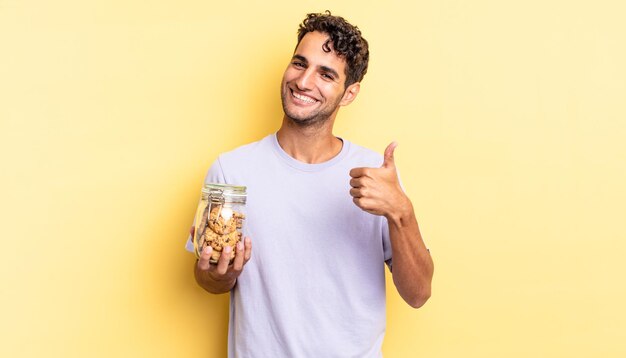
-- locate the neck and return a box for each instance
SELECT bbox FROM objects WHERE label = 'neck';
[276,116,343,164]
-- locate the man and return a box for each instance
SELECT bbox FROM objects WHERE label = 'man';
[187,11,434,357]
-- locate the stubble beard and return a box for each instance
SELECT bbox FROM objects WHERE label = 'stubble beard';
[280,87,343,128]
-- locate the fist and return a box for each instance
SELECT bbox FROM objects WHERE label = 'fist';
[349,142,408,217]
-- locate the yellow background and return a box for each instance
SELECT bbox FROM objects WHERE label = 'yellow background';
[1,1,625,357]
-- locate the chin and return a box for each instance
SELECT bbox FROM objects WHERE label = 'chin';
[284,106,332,126]
[286,114,326,127]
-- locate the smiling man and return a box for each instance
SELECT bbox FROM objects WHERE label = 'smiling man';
[280,30,359,128]
[188,11,433,357]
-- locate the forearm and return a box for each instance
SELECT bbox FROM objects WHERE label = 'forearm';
[387,199,434,308]
[194,261,236,294]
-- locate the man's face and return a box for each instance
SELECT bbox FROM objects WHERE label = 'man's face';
[280,31,353,127]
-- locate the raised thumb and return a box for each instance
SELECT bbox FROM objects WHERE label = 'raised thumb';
[382,141,398,168]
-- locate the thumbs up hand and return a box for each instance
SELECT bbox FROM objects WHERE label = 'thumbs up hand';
[349,142,410,218]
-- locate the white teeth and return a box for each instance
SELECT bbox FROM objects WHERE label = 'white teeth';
[293,91,316,103]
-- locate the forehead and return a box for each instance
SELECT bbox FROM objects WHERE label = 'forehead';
[294,31,347,77]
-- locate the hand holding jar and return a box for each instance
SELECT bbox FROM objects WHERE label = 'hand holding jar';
[192,183,252,292]
[193,183,247,262]
[193,225,252,290]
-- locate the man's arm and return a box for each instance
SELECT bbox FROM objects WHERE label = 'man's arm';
[192,227,252,294]
[385,198,433,308]
[349,142,434,308]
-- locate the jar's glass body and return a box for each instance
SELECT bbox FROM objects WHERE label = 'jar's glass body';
[193,183,247,263]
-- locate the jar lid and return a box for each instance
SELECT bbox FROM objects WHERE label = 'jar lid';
[202,183,247,199]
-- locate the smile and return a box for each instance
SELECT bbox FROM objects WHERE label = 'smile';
[291,90,318,104]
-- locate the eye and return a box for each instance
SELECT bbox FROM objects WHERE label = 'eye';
[293,61,305,68]
[321,73,335,81]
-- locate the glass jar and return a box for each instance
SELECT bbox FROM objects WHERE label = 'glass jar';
[193,183,247,263]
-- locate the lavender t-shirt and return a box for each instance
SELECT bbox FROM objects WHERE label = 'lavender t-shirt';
[186,134,392,357]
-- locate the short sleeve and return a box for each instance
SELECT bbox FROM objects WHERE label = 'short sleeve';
[382,217,393,271]
[203,157,227,185]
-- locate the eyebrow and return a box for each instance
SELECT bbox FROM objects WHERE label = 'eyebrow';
[292,54,340,80]
[292,54,308,64]
[320,65,340,80]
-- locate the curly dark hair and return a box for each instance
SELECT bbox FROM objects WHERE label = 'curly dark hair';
[296,11,369,88]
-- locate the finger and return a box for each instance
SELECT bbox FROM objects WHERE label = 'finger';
[350,176,372,188]
[349,167,368,178]
[353,197,374,213]
[216,246,232,275]
[189,226,195,236]
[350,177,364,188]
[243,237,252,262]
[382,141,398,168]
[197,246,212,271]
[232,241,245,271]
[349,187,363,198]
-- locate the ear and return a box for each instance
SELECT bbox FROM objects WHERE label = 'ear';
[339,82,360,106]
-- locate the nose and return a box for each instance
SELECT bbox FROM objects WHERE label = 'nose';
[295,68,314,91]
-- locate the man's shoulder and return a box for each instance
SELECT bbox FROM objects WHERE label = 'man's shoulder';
[218,134,274,162]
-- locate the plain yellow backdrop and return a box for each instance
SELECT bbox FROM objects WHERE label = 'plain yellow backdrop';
[1,1,625,357]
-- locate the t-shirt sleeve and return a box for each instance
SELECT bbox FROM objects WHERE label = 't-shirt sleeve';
[184,158,227,253]
[203,157,227,185]
[382,217,393,271]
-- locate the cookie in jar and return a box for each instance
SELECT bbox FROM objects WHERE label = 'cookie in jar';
[193,183,246,263]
